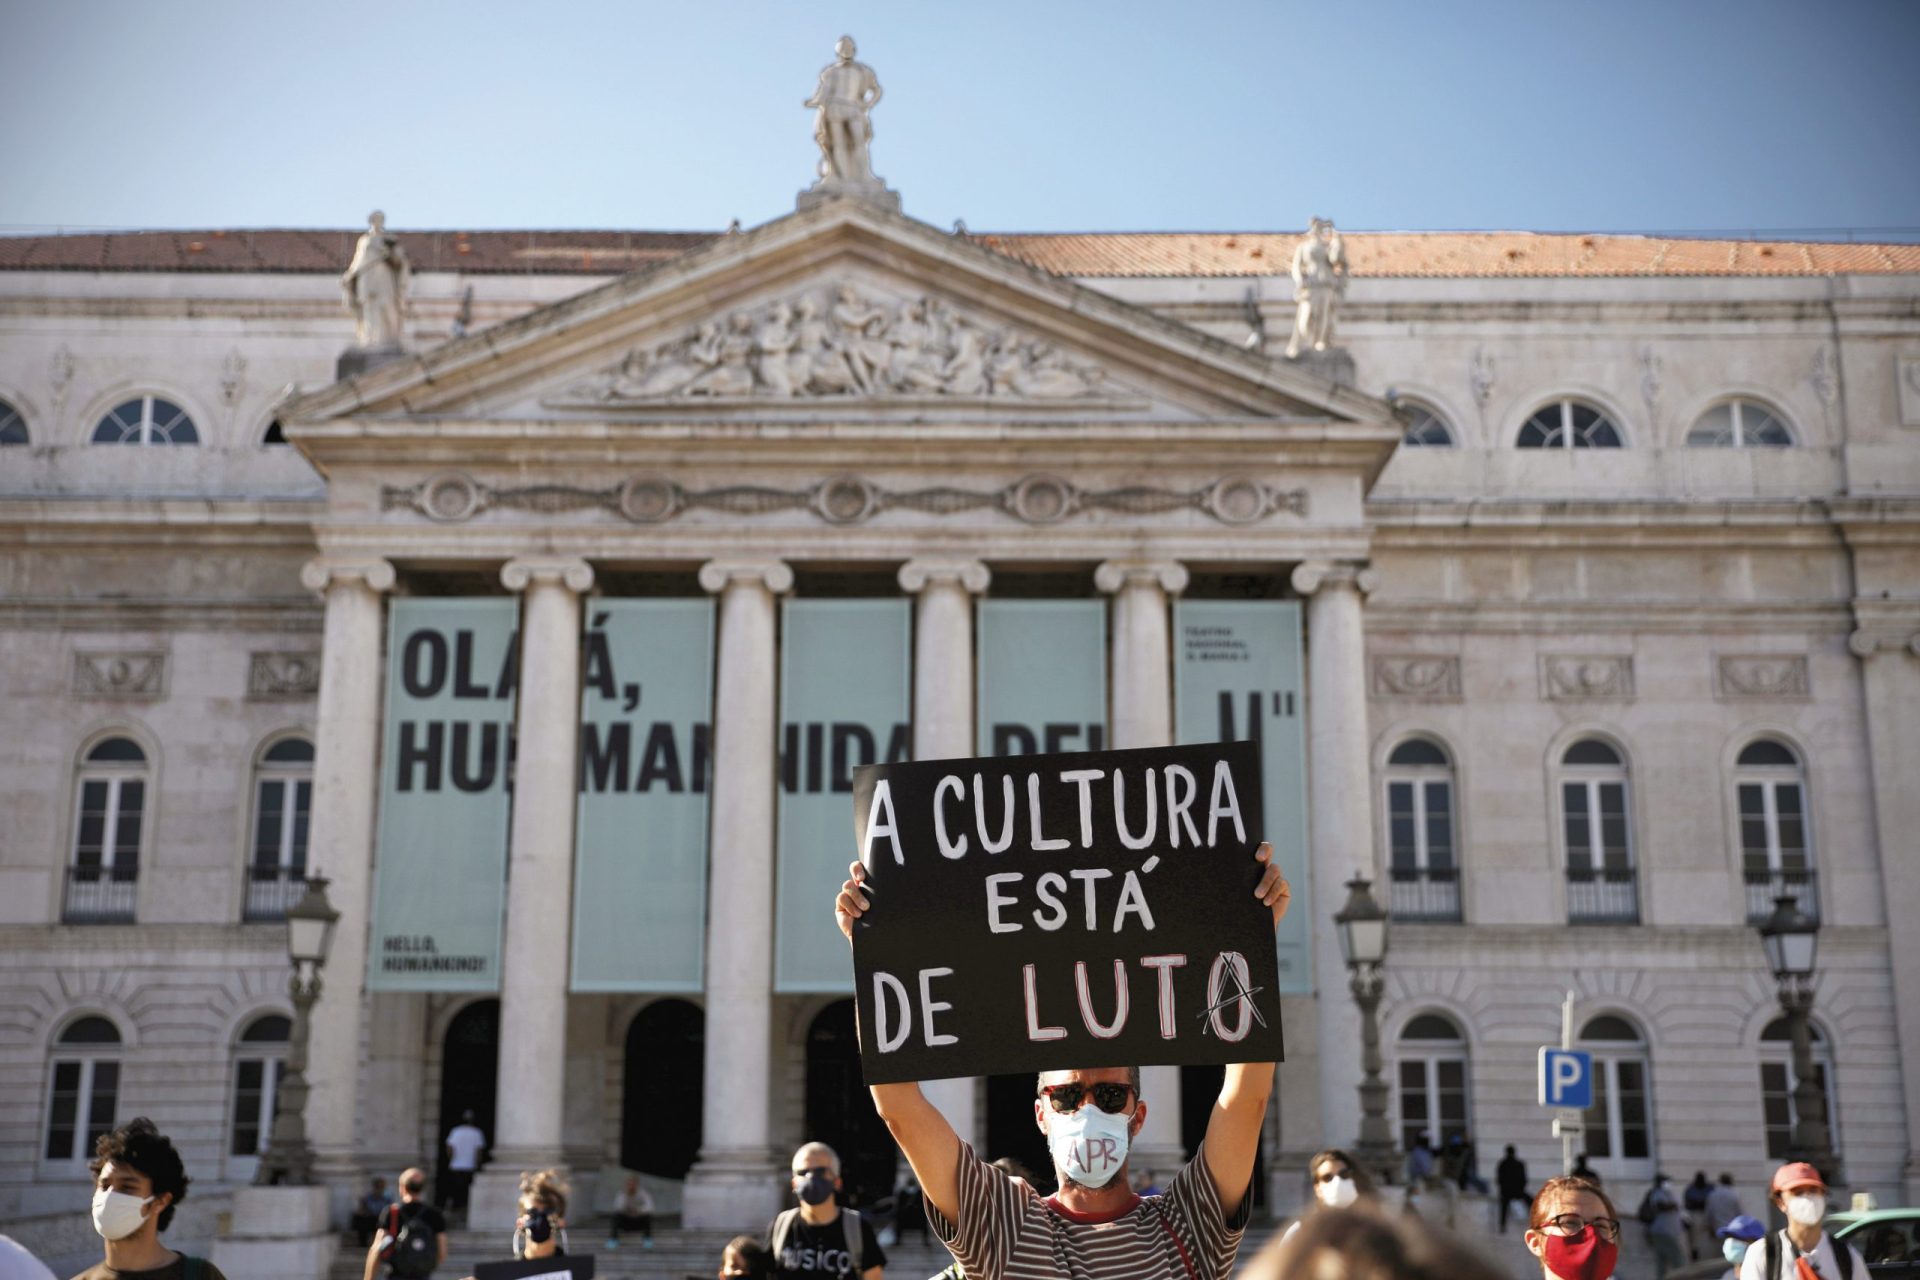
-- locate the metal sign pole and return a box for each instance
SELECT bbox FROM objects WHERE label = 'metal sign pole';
[1561,990,1575,1175]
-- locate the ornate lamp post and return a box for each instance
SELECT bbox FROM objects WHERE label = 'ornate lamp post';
[1756,893,1839,1184]
[255,876,340,1186]
[1334,872,1396,1181]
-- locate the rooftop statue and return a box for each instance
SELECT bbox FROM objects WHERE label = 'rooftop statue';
[1285,217,1349,359]
[800,35,899,210]
[341,210,411,351]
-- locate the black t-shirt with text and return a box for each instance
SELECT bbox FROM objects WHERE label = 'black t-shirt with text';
[769,1210,886,1278]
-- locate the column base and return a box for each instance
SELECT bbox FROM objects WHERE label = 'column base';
[682,1149,786,1231]
[469,1163,566,1234]
[209,1186,338,1280]
[311,1151,366,1227]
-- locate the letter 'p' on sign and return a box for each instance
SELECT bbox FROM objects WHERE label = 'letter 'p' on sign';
[1538,1047,1593,1109]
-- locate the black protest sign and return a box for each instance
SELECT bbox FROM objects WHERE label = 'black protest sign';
[474,1256,595,1280]
[849,740,1283,1084]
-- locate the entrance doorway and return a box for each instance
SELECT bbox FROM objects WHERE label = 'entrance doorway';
[621,998,704,1178]
[436,999,499,1199]
[984,1074,1055,1192]
[805,1000,897,1208]
[1180,1064,1265,1207]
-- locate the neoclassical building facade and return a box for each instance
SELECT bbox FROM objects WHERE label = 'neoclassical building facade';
[1,191,1917,1248]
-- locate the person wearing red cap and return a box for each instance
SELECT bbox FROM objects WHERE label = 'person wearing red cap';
[1737,1163,1864,1280]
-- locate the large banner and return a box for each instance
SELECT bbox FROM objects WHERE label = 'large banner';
[1174,600,1312,995]
[849,742,1283,1083]
[775,599,911,992]
[368,599,517,992]
[571,599,714,993]
[976,600,1106,757]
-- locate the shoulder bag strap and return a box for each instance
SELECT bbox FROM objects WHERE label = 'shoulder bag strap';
[771,1208,797,1261]
[1157,1213,1199,1280]
[844,1209,862,1271]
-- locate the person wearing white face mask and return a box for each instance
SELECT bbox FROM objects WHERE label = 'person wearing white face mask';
[1737,1163,1864,1280]
[1278,1150,1377,1243]
[70,1117,227,1280]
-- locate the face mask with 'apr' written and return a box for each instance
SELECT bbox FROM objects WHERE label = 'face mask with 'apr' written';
[1048,1105,1133,1189]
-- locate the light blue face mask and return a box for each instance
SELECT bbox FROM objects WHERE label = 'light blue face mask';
[1723,1237,1750,1265]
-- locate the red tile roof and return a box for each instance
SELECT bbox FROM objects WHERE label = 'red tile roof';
[0,227,1914,278]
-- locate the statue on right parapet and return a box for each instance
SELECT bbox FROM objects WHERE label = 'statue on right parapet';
[1285,217,1349,358]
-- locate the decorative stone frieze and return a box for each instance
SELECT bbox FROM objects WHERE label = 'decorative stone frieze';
[1539,654,1634,701]
[383,471,1307,529]
[1713,654,1809,701]
[71,651,167,699]
[247,651,322,700]
[1370,655,1462,701]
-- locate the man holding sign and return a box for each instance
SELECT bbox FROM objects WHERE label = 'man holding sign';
[835,741,1289,1280]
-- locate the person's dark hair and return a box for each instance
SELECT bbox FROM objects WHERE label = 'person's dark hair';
[401,1172,426,1195]
[1241,1203,1506,1280]
[1529,1174,1619,1231]
[722,1234,773,1279]
[89,1118,189,1232]
[990,1156,1042,1184]
[1305,1148,1378,1202]
[1033,1067,1143,1098]
[1719,1172,1735,1186]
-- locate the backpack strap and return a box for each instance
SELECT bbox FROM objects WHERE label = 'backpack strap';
[843,1209,862,1273]
[1767,1231,1782,1280]
[771,1208,799,1264]
[1836,1237,1854,1280]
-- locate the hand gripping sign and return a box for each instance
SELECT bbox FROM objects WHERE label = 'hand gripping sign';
[849,741,1285,1083]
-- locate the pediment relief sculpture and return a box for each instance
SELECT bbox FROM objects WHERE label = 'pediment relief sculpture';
[547,283,1131,405]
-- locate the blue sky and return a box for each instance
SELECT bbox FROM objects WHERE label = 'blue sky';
[2,0,1916,236]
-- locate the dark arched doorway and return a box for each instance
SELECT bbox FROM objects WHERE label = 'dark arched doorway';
[436,999,499,1196]
[805,1000,897,1208]
[984,1074,1055,1192]
[621,998,704,1178]
[1180,1063,1265,1207]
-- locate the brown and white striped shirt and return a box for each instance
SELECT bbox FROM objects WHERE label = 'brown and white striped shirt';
[926,1142,1251,1280]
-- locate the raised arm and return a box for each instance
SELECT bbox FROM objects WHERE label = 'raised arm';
[836,860,964,1221]
[1201,842,1290,1216]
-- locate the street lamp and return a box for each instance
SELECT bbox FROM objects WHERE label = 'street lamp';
[255,875,340,1186]
[1334,872,1396,1182]
[1755,893,1839,1184]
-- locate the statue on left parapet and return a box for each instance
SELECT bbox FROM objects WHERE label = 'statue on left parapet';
[799,36,900,211]
[338,211,412,375]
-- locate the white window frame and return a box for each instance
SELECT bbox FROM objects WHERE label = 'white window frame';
[72,773,143,875]
[42,1043,120,1171]
[91,395,197,446]
[1577,1026,1654,1183]
[249,751,312,877]
[1518,398,1624,450]
[1385,750,1456,875]
[1758,1021,1839,1161]
[1687,398,1795,449]
[227,1041,287,1182]
[1395,1018,1471,1152]
[1399,401,1456,448]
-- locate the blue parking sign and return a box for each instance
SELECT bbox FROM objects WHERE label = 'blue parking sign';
[1539,1048,1594,1109]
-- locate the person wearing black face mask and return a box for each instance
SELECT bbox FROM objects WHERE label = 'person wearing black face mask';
[768,1143,885,1279]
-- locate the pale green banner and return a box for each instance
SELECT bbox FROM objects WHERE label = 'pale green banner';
[976,600,1107,757]
[572,599,714,993]
[1174,600,1312,995]
[775,599,910,993]
[368,598,518,993]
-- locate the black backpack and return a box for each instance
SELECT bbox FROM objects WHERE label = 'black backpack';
[1636,1190,1657,1225]
[1763,1231,1854,1280]
[387,1203,440,1278]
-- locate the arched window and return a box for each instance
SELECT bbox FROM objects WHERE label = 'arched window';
[1759,1017,1837,1160]
[1517,398,1623,449]
[1384,738,1460,921]
[228,1014,290,1177]
[0,399,27,445]
[1736,738,1815,924]
[1577,1015,1652,1181]
[44,1016,121,1164]
[1559,738,1637,923]
[261,419,287,446]
[246,737,314,921]
[1687,398,1795,448]
[1399,401,1455,448]
[67,737,147,923]
[90,396,199,445]
[1397,1014,1469,1151]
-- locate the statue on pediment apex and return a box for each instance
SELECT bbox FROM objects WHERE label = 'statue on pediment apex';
[1285,216,1349,359]
[807,35,883,184]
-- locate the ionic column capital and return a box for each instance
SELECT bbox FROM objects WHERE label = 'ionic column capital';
[1848,628,1920,659]
[501,556,595,594]
[1094,559,1189,596]
[1290,559,1378,598]
[898,558,991,595]
[300,555,396,596]
[699,558,794,595]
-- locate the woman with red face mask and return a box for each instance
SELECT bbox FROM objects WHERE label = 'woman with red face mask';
[1527,1174,1624,1280]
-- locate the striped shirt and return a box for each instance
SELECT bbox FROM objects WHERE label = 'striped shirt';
[926,1142,1251,1280]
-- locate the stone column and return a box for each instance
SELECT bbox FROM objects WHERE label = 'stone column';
[899,557,992,1149]
[297,555,394,1215]
[1292,560,1379,1160]
[1850,623,1920,1202]
[682,559,794,1230]
[468,556,594,1229]
[1094,559,1189,1178]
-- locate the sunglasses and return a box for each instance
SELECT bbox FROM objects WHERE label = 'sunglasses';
[1039,1082,1135,1115]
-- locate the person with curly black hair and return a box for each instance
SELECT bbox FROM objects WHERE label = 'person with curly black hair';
[70,1116,227,1280]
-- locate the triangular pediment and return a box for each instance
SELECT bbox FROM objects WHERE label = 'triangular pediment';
[283,198,1394,434]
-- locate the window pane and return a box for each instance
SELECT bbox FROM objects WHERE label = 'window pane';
[232,1058,264,1155]
[290,781,311,871]
[1739,740,1797,768]
[86,1060,119,1151]
[1687,403,1737,447]
[87,737,146,763]
[60,1017,121,1044]
[1615,1060,1649,1158]
[45,1060,81,1160]
[1389,740,1448,767]
[76,780,109,867]
[1517,410,1560,448]
[1563,783,1591,867]
[113,781,143,868]
[254,779,285,870]
[0,403,27,445]
[1388,782,1417,867]
[264,738,315,764]
[1564,739,1621,766]
[1424,782,1453,868]
[1760,1062,1791,1158]
[1583,1065,1611,1157]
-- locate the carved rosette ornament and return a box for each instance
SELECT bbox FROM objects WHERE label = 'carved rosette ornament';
[1370,655,1462,701]
[1540,655,1635,701]
[1713,655,1810,701]
[248,652,323,700]
[71,651,167,699]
